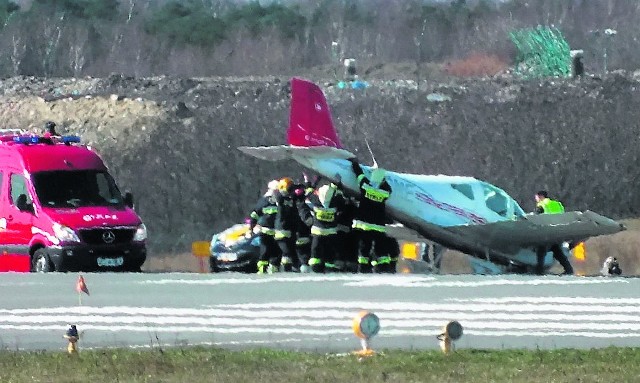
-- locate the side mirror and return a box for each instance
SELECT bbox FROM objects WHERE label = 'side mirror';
[16,194,34,213]
[124,192,134,209]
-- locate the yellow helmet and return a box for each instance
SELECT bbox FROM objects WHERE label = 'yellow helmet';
[278,177,293,192]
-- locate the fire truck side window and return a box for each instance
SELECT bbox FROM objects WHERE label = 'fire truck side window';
[10,174,32,206]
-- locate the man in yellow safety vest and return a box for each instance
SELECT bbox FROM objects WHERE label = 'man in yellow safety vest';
[534,190,574,275]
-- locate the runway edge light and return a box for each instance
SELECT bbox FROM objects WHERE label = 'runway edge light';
[437,321,463,354]
[352,310,380,357]
[64,324,79,354]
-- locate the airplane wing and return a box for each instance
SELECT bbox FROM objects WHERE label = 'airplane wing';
[445,211,625,254]
[385,223,428,242]
[238,145,355,162]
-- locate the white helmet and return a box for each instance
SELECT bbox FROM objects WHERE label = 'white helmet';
[317,184,336,207]
[265,180,279,196]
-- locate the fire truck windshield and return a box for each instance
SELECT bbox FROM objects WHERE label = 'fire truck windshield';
[33,170,124,208]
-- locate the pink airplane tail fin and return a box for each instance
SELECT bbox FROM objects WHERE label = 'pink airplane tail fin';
[287,78,342,148]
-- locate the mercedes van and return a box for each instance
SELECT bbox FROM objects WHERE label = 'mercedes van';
[0,129,147,272]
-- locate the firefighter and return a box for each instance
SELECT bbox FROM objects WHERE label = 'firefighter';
[274,177,301,272]
[248,180,280,274]
[333,181,358,272]
[298,183,345,273]
[348,158,393,273]
[377,233,400,274]
[293,174,320,272]
[534,190,574,275]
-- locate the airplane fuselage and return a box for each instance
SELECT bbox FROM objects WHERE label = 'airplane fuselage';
[292,155,556,273]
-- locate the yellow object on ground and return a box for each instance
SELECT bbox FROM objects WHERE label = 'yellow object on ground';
[191,241,211,273]
[352,311,380,357]
[573,242,586,261]
[64,336,78,354]
[401,242,420,260]
[437,321,463,354]
[191,241,210,257]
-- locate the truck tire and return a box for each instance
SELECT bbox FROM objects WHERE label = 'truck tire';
[32,249,54,273]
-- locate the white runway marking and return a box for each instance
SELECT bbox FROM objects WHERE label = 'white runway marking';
[2,297,640,339]
[138,275,627,288]
[2,274,638,351]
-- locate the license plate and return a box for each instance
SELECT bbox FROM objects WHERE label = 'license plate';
[218,252,238,262]
[97,257,124,267]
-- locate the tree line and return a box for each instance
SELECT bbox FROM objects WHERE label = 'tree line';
[0,0,638,78]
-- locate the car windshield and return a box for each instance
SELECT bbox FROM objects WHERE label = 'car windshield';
[33,170,124,208]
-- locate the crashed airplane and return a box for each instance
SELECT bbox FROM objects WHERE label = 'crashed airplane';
[239,77,625,274]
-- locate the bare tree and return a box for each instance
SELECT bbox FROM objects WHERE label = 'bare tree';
[11,33,26,75]
[68,25,88,77]
[40,13,66,76]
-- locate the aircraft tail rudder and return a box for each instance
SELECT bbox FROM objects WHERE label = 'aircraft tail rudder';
[287,77,343,148]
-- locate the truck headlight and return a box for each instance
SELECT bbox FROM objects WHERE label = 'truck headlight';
[53,223,80,243]
[133,224,147,241]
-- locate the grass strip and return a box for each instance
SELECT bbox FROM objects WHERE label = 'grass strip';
[1,346,639,382]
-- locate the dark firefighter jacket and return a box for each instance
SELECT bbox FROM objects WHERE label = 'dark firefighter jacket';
[298,186,346,236]
[249,195,277,235]
[274,190,301,237]
[351,160,392,231]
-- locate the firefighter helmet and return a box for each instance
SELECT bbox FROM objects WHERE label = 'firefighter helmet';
[278,177,293,192]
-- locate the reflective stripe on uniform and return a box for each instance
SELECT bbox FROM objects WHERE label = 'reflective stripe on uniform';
[260,227,276,235]
[250,211,259,220]
[311,226,338,236]
[262,206,277,215]
[281,256,292,265]
[274,230,292,239]
[257,260,269,274]
[362,184,390,203]
[308,257,322,265]
[352,220,386,232]
[358,256,370,264]
[296,237,311,245]
[375,256,391,265]
[314,206,336,222]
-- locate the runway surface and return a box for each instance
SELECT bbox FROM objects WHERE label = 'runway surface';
[0,272,639,352]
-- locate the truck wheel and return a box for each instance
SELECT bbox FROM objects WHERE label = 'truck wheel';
[32,249,54,273]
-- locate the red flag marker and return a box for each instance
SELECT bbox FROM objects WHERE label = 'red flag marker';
[76,275,89,296]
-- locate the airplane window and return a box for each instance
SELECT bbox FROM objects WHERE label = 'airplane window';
[483,185,508,217]
[451,183,474,200]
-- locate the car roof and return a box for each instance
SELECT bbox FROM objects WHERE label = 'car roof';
[0,143,106,173]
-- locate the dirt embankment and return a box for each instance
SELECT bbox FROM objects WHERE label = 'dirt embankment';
[1,72,639,273]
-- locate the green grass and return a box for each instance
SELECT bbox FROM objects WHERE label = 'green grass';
[2,347,640,382]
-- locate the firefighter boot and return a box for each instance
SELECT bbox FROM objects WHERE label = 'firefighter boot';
[372,256,392,273]
[357,256,372,273]
[257,260,269,274]
[281,256,293,272]
[309,258,325,273]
